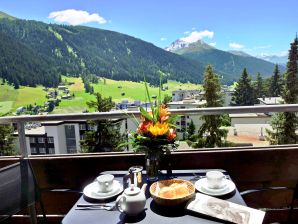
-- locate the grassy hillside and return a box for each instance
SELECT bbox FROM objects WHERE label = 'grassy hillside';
[0,101,13,114]
[54,77,202,113]
[13,86,47,109]
[0,77,202,114]
[0,82,47,114]
[0,83,17,114]
[93,79,200,102]
[0,11,16,20]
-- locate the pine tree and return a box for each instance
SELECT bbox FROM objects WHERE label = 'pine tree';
[254,73,265,99]
[80,93,126,152]
[191,65,228,148]
[267,37,298,144]
[13,80,20,89]
[0,124,16,156]
[162,94,172,105]
[187,119,195,137]
[269,64,283,97]
[232,68,255,105]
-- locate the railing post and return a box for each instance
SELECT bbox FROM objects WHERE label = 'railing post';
[17,122,37,224]
[17,121,28,157]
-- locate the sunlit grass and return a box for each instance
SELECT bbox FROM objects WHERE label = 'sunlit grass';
[14,86,47,109]
[0,76,203,114]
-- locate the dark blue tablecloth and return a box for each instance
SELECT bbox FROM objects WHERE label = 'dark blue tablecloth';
[62,169,246,224]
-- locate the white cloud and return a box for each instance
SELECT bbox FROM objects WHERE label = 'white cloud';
[180,30,214,44]
[191,27,196,30]
[209,42,216,47]
[229,42,244,49]
[184,31,190,35]
[48,9,107,26]
[160,37,167,41]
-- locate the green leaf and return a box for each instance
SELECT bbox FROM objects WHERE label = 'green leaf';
[120,109,140,127]
[144,76,155,121]
[155,72,162,121]
[168,114,180,125]
[169,123,178,128]
[158,71,162,107]
[140,107,153,121]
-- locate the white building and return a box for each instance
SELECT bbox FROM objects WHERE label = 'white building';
[229,113,271,140]
[14,121,85,155]
[257,97,283,105]
[14,120,124,155]
[168,99,206,139]
[196,89,234,106]
[256,97,284,116]
[172,90,200,102]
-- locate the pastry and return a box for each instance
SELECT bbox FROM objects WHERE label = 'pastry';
[159,186,176,199]
[172,183,189,198]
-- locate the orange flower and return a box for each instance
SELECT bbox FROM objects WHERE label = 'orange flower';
[159,105,170,122]
[167,128,177,141]
[137,120,153,134]
[148,122,169,136]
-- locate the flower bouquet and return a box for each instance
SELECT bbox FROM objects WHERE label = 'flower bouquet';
[129,77,178,180]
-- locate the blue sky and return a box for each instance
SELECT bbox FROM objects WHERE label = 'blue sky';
[1,0,297,57]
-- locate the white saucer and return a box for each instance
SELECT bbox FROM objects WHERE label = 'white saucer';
[83,180,123,200]
[195,178,236,196]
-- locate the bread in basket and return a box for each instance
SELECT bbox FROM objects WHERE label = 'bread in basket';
[149,179,195,206]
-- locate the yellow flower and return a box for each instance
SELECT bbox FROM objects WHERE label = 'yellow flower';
[148,122,169,136]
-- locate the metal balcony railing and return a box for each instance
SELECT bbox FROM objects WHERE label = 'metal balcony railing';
[1,104,298,157]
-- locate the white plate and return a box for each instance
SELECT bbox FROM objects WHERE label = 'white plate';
[83,180,123,200]
[195,178,236,196]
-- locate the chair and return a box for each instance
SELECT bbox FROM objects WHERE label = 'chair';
[0,159,46,223]
[240,181,298,223]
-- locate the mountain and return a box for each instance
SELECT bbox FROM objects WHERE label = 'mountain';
[0,13,206,87]
[0,31,60,87]
[228,50,252,57]
[166,39,214,53]
[0,11,16,20]
[257,54,288,66]
[167,39,285,83]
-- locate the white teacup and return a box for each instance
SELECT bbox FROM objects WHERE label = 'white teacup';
[206,171,226,189]
[96,174,114,193]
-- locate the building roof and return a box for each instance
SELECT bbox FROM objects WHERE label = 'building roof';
[229,113,270,118]
[14,126,46,136]
[257,97,283,105]
[168,99,206,106]
[172,89,200,93]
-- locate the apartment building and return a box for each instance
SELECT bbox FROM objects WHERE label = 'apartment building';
[168,98,206,139]
[172,90,200,102]
[15,120,125,155]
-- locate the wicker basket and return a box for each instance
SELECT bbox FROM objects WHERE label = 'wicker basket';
[149,179,195,206]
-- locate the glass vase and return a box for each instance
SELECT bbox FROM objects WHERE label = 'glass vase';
[146,152,159,182]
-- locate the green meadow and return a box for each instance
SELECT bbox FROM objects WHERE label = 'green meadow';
[0,101,14,115]
[0,82,47,114]
[0,77,202,114]
[54,77,202,113]
[93,78,202,102]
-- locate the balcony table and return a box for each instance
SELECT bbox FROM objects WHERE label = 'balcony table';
[62,169,247,224]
